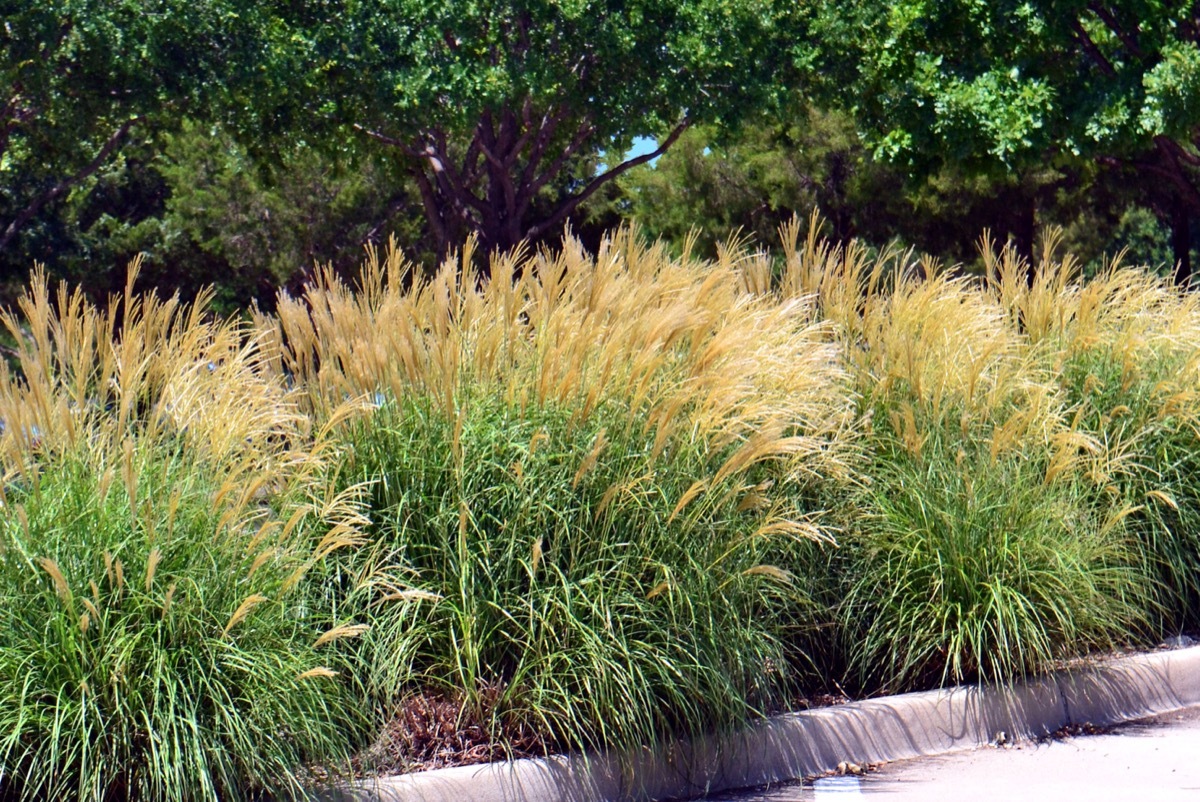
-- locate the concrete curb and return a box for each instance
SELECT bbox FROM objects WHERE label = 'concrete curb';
[322,645,1200,802]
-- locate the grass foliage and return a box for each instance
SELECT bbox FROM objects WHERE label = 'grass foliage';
[266,234,852,753]
[6,221,1200,798]
[770,222,1200,687]
[0,269,368,801]
[842,439,1142,689]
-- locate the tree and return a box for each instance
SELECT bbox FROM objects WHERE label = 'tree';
[0,1,262,269]
[610,99,1132,272]
[285,0,791,259]
[615,104,890,256]
[85,122,424,313]
[806,0,1200,282]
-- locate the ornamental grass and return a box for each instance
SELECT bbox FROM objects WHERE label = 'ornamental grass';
[262,231,854,753]
[0,266,370,801]
[4,221,1200,799]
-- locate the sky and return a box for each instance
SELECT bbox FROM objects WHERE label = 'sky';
[598,135,661,173]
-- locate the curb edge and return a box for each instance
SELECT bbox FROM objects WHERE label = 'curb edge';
[321,645,1200,802]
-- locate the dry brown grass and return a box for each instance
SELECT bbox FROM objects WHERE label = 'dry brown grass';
[261,227,857,517]
[0,264,376,802]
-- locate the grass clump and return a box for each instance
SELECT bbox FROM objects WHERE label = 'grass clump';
[768,225,1153,691]
[266,232,854,755]
[341,393,815,753]
[1026,259,1200,633]
[0,269,369,801]
[840,437,1142,689]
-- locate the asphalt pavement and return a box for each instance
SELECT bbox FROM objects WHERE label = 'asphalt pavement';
[705,704,1200,802]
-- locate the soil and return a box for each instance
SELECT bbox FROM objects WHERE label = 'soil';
[351,686,547,777]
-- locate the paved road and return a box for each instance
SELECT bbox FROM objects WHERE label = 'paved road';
[705,705,1200,801]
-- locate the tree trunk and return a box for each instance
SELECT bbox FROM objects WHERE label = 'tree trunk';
[1172,196,1192,287]
[356,111,689,272]
[1011,192,1036,285]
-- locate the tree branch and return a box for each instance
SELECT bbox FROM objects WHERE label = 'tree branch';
[526,119,691,241]
[476,110,506,170]
[352,122,423,159]
[475,117,520,234]
[410,166,448,255]
[460,132,483,190]
[354,121,487,223]
[0,116,138,253]
[507,96,536,168]
[1087,3,1143,58]
[423,133,489,226]
[1069,17,1116,77]
[496,106,518,161]
[518,106,569,192]
[1160,135,1200,167]
[477,107,535,171]
[523,116,597,208]
[1148,136,1200,213]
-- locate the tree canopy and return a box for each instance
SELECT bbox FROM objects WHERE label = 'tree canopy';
[808,0,1200,280]
[0,1,260,260]
[7,1,1200,303]
[276,0,792,257]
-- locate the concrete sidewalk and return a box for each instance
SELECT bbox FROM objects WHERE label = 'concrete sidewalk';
[863,706,1200,802]
[710,705,1200,801]
[323,645,1200,802]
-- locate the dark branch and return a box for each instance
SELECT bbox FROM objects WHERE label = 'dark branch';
[525,116,596,202]
[429,138,491,225]
[506,96,536,168]
[1149,136,1200,212]
[518,106,569,192]
[410,166,448,254]
[1087,4,1143,58]
[1160,135,1200,167]
[352,123,422,159]
[1069,17,1117,76]
[476,110,506,170]
[527,119,691,241]
[0,116,138,253]
[460,133,483,190]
